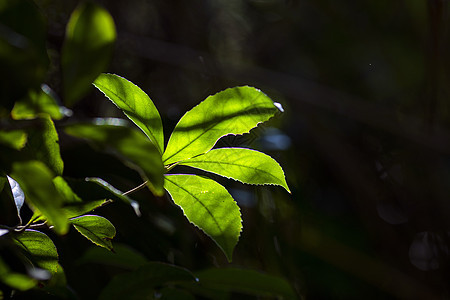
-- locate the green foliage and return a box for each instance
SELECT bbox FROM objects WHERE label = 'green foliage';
[163,86,279,165]
[71,215,116,251]
[0,1,294,298]
[93,74,164,154]
[165,174,242,262]
[62,2,116,107]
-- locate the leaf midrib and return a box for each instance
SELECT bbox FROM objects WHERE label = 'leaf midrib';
[164,176,224,238]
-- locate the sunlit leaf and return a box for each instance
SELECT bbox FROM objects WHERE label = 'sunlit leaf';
[65,122,164,196]
[24,116,64,176]
[0,130,27,150]
[164,174,242,261]
[71,215,116,251]
[7,175,25,216]
[14,229,59,274]
[99,262,196,300]
[94,74,164,153]
[12,85,64,120]
[11,161,68,234]
[180,147,290,192]
[62,2,116,107]
[163,86,280,165]
[193,268,297,299]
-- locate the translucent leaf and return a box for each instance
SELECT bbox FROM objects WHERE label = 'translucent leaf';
[65,122,164,196]
[71,215,116,251]
[163,86,280,165]
[62,2,116,107]
[164,174,242,262]
[194,268,297,299]
[99,262,196,300]
[180,148,290,192]
[94,74,164,154]
[12,85,64,120]
[14,229,59,274]
[7,175,25,215]
[24,116,64,176]
[11,161,69,234]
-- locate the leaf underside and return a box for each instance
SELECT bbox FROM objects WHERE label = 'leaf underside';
[164,174,242,262]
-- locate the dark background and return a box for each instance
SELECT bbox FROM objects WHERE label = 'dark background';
[34,0,450,299]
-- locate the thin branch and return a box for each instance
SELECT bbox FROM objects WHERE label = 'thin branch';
[122,181,148,195]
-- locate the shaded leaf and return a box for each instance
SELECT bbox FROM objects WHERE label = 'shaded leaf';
[0,130,27,150]
[180,147,290,192]
[163,86,280,165]
[164,174,242,262]
[94,74,164,153]
[11,161,68,234]
[0,256,36,291]
[194,268,297,299]
[65,122,164,196]
[12,85,65,120]
[24,116,64,176]
[62,2,116,107]
[99,262,196,300]
[0,0,49,110]
[77,243,147,270]
[14,230,59,274]
[71,215,116,251]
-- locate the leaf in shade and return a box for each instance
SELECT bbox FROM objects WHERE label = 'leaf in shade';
[12,85,65,120]
[0,130,27,150]
[163,86,280,165]
[99,262,196,300]
[24,115,64,176]
[193,268,297,299]
[65,122,164,196]
[180,148,290,193]
[11,161,68,234]
[164,174,242,262]
[94,74,164,154]
[71,215,116,251]
[0,257,36,291]
[14,230,59,274]
[77,243,147,270]
[61,2,116,107]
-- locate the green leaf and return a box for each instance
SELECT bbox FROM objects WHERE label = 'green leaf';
[93,74,164,154]
[65,122,165,196]
[62,2,116,107]
[14,230,59,274]
[99,262,196,300]
[0,256,36,291]
[11,161,68,234]
[77,243,147,270]
[24,116,64,176]
[180,147,290,192]
[164,174,242,262]
[194,268,297,299]
[163,86,280,165]
[71,215,116,251]
[0,0,49,110]
[0,130,27,150]
[12,85,64,120]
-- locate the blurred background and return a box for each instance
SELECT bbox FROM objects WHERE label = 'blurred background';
[31,0,450,298]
